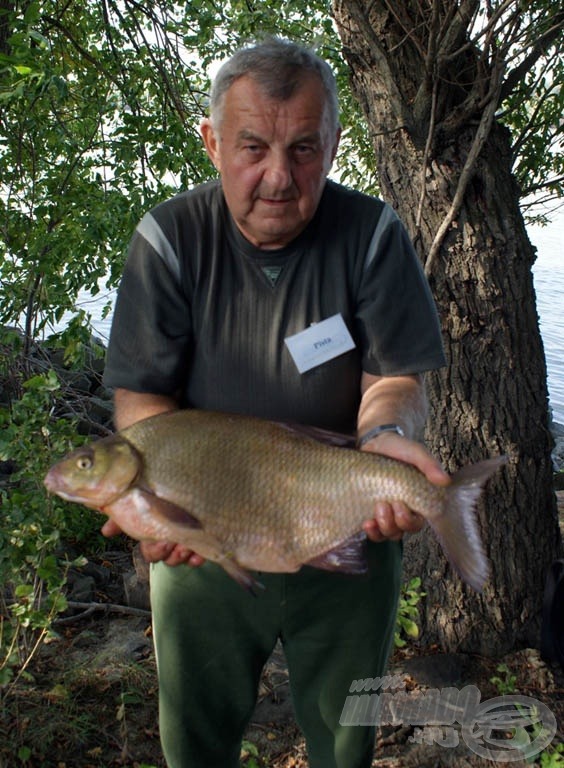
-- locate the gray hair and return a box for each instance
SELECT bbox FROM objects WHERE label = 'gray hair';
[209,38,340,133]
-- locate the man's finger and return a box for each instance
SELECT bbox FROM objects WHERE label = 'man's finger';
[101,519,122,537]
[140,540,176,563]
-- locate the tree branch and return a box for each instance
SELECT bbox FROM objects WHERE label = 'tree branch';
[424,69,503,276]
[436,0,480,61]
[337,0,413,130]
[520,175,564,199]
[500,10,564,101]
[510,75,557,160]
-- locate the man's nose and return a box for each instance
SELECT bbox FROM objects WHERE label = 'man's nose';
[264,151,293,189]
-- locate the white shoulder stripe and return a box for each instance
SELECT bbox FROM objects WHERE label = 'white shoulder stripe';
[364,203,399,270]
[137,212,181,283]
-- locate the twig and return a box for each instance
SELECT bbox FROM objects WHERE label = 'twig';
[54,601,151,625]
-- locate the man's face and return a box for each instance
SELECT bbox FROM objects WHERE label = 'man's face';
[201,74,341,250]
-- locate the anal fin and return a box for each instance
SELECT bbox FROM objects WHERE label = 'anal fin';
[306,532,368,575]
[217,555,265,596]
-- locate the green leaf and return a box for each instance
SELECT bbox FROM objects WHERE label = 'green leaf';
[14,584,34,598]
[0,667,14,687]
[399,618,420,638]
[17,745,32,761]
[23,2,40,25]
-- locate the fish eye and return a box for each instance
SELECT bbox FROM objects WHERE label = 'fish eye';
[76,455,93,471]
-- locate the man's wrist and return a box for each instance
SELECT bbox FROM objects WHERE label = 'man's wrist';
[357,423,405,448]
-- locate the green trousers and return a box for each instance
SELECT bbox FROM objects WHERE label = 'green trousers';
[150,540,401,768]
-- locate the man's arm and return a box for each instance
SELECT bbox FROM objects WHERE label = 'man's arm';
[101,388,205,567]
[113,388,179,429]
[358,372,449,542]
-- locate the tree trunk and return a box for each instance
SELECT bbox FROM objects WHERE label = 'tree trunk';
[333,0,562,655]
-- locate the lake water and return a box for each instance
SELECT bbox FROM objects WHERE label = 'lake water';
[528,209,564,425]
[66,211,564,424]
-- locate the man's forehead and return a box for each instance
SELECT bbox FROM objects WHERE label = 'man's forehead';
[230,70,323,98]
[222,76,329,131]
[226,74,325,111]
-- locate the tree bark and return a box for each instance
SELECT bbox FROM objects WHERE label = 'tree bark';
[333,0,562,655]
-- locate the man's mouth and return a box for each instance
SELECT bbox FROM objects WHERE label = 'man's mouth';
[260,197,294,205]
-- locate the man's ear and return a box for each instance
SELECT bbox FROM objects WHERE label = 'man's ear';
[200,118,221,171]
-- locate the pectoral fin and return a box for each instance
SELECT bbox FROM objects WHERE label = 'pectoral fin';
[134,487,203,529]
[306,532,368,575]
[102,487,202,544]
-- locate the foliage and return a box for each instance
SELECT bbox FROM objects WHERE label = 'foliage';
[499,20,564,223]
[487,664,563,766]
[489,662,519,695]
[0,0,207,344]
[0,363,101,688]
[394,576,425,648]
[240,739,263,768]
[467,2,564,219]
[0,0,375,347]
[540,743,564,767]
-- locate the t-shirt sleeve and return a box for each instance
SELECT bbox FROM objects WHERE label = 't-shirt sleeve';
[103,216,192,394]
[355,204,446,376]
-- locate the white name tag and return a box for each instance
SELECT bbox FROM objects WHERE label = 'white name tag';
[284,313,356,374]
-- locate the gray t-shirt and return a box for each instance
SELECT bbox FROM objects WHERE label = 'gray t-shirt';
[104,179,445,432]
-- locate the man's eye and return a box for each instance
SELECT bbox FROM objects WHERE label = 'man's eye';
[294,145,316,159]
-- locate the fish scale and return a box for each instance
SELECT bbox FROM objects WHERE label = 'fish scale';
[44,409,506,592]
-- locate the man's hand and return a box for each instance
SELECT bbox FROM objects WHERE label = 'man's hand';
[358,372,450,542]
[360,431,450,541]
[101,517,206,567]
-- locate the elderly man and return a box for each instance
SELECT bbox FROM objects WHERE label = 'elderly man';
[103,37,446,768]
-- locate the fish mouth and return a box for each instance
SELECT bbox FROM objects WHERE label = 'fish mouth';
[43,469,61,494]
[44,470,99,507]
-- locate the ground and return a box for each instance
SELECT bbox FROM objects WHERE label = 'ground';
[1,493,563,768]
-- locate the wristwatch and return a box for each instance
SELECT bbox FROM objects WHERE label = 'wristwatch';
[357,423,405,448]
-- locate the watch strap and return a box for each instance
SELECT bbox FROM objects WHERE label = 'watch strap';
[357,423,405,448]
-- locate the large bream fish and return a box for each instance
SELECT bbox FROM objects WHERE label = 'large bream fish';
[44,410,506,592]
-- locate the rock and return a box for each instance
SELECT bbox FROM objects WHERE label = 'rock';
[132,543,150,583]
[122,544,151,610]
[89,618,152,668]
[396,653,470,687]
[66,573,96,602]
[123,569,151,611]
[80,560,111,586]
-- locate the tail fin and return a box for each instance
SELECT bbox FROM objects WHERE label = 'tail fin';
[428,456,507,592]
